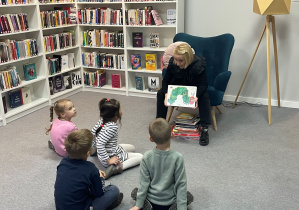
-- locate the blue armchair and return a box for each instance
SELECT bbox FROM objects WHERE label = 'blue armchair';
[172,33,234,131]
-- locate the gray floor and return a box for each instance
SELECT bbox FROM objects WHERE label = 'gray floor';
[0,91,299,210]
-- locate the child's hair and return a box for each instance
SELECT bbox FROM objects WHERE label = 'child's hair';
[45,99,72,135]
[64,129,93,160]
[95,98,121,136]
[149,118,172,145]
[173,43,194,68]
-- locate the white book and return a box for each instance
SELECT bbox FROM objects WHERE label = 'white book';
[167,9,176,25]
[166,85,197,108]
[67,53,75,68]
[22,87,31,105]
[148,76,160,92]
[61,55,69,71]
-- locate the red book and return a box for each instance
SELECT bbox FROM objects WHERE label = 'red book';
[111,74,121,88]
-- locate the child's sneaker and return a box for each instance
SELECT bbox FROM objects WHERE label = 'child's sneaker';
[48,140,55,151]
[107,192,123,209]
[104,165,123,180]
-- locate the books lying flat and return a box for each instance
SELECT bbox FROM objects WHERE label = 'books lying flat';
[166,85,197,108]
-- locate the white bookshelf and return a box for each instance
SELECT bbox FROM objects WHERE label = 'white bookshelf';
[0,0,184,126]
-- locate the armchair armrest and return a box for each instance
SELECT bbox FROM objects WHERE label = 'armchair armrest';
[214,71,232,92]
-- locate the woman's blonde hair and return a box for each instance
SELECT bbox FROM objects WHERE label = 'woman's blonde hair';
[173,43,194,68]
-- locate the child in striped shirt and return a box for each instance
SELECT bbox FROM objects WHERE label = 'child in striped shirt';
[91,98,143,180]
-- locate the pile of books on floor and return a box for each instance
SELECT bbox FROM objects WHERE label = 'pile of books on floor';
[171,113,201,141]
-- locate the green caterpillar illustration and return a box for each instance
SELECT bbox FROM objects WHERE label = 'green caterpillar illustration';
[168,87,191,105]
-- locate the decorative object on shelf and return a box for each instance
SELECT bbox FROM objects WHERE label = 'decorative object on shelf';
[166,85,197,108]
[132,32,143,47]
[135,75,145,90]
[145,53,157,70]
[131,54,141,70]
[23,63,37,81]
[111,73,121,88]
[149,33,159,48]
[148,76,160,92]
[167,9,176,25]
[9,88,23,108]
[21,87,31,105]
[233,0,291,125]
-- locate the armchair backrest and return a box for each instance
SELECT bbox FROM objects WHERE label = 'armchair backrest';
[173,33,234,87]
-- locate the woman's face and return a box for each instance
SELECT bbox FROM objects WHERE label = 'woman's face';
[174,54,186,69]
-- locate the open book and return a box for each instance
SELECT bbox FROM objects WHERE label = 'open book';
[166,85,197,108]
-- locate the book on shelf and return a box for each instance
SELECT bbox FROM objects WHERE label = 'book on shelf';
[53,75,64,93]
[167,9,176,25]
[21,87,31,105]
[148,76,160,92]
[2,96,7,114]
[63,75,72,89]
[145,54,157,70]
[151,10,163,26]
[0,66,22,90]
[135,75,145,90]
[131,54,142,70]
[72,71,82,86]
[67,52,75,68]
[111,74,121,88]
[149,33,159,48]
[97,70,106,87]
[49,77,54,95]
[132,32,143,47]
[9,89,23,108]
[61,55,69,71]
[23,63,37,81]
[166,85,197,108]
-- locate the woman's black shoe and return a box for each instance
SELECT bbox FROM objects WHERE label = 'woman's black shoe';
[199,128,209,146]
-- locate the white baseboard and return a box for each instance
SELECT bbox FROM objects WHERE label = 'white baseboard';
[223,95,299,109]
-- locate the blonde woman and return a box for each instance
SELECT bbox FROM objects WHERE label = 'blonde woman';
[157,43,212,146]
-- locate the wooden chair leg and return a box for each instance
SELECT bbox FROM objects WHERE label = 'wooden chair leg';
[215,106,222,114]
[166,106,175,122]
[211,106,217,131]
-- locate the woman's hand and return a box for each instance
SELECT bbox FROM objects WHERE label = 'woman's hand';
[107,156,120,165]
[130,206,140,210]
[193,97,198,109]
[164,93,168,107]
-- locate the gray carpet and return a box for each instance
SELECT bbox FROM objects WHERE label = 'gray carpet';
[0,91,299,210]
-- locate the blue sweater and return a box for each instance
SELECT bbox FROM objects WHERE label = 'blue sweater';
[55,156,105,210]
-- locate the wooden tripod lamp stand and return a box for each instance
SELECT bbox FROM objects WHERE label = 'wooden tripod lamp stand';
[233,0,291,125]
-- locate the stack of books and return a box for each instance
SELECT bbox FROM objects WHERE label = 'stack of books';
[172,113,201,141]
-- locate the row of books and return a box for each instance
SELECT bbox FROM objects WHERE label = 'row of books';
[39,0,73,3]
[126,7,162,26]
[81,29,124,48]
[82,52,125,69]
[132,32,159,48]
[0,0,31,5]
[131,53,161,70]
[125,0,173,1]
[83,69,106,87]
[172,113,201,141]
[78,0,121,2]
[0,14,29,34]
[5,86,31,110]
[46,52,75,75]
[43,31,75,53]
[78,8,123,25]
[49,73,73,95]
[0,39,38,63]
[135,75,160,92]
[0,66,21,91]
[40,8,76,29]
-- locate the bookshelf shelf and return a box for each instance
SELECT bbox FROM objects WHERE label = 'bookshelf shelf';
[50,85,82,100]
[48,66,81,78]
[42,24,77,31]
[0,29,40,37]
[0,54,43,67]
[83,66,125,72]
[0,4,37,8]
[44,45,79,55]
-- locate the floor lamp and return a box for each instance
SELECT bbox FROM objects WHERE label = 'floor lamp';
[233,0,291,125]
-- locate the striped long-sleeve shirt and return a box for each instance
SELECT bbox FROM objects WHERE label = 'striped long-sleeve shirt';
[91,119,128,168]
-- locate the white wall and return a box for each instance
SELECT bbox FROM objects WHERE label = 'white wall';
[185,0,299,108]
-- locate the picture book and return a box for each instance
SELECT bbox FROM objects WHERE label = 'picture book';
[149,33,159,48]
[151,10,163,26]
[67,52,75,68]
[167,9,176,25]
[63,75,72,89]
[145,53,157,70]
[111,74,121,88]
[54,75,64,93]
[23,63,37,81]
[131,54,142,70]
[132,32,143,47]
[21,87,31,105]
[61,54,69,71]
[148,76,160,92]
[166,85,197,108]
[72,71,82,86]
[135,75,145,90]
[9,89,23,108]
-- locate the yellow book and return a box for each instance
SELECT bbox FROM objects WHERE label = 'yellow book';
[26,40,31,57]
[145,53,157,70]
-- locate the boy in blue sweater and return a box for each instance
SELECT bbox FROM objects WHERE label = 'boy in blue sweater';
[130,118,193,210]
[54,129,123,210]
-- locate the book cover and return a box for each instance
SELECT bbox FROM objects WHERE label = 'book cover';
[167,9,176,25]
[145,53,157,70]
[166,85,197,108]
[49,77,54,95]
[72,71,82,86]
[131,54,141,70]
[149,33,159,48]
[151,10,163,26]
[148,76,160,92]
[63,75,72,89]
[61,54,69,71]
[132,32,143,47]
[67,52,75,68]
[2,96,7,114]
[97,70,106,87]
[111,74,121,88]
[21,87,31,105]
[54,75,64,93]
[9,89,23,108]
[135,75,145,90]
[23,63,37,81]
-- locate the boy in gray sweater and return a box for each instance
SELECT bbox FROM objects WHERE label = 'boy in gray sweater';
[130,118,193,210]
